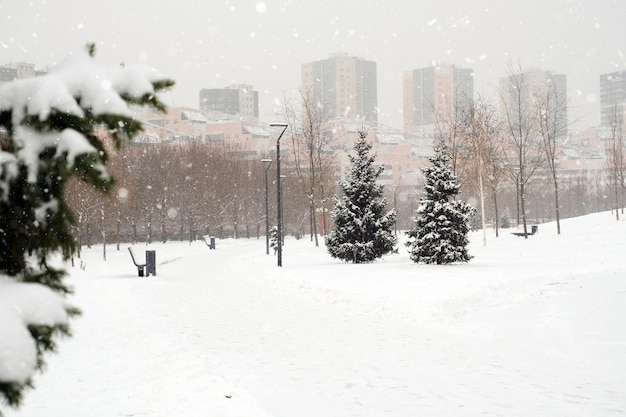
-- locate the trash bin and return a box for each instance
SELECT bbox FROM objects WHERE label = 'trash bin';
[146,250,156,276]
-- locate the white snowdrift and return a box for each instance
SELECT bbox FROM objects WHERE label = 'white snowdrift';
[4,211,626,416]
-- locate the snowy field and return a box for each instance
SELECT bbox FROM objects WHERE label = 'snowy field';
[6,211,626,417]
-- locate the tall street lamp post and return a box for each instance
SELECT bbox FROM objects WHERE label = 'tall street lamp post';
[270,123,288,267]
[261,158,272,255]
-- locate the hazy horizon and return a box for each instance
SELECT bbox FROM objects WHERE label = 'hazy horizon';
[2,0,625,130]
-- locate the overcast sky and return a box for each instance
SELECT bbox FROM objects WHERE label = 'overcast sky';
[2,0,625,130]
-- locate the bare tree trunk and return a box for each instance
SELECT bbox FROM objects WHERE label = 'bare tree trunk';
[615,176,620,221]
[116,214,121,251]
[553,177,561,234]
[309,200,315,242]
[146,210,152,244]
[131,219,137,244]
[188,214,193,245]
[479,171,486,246]
[492,190,500,238]
[520,181,529,238]
[311,196,319,246]
[101,203,106,261]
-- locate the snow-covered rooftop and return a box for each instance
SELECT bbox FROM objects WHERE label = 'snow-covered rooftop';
[181,110,208,124]
[243,125,270,137]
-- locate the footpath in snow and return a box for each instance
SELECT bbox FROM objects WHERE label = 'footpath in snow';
[5,212,626,417]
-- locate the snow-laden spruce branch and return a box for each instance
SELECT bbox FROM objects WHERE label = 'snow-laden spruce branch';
[0,44,173,412]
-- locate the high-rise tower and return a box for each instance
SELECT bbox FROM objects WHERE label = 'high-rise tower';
[403,65,473,133]
[301,53,377,121]
[600,71,626,128]
[499,69,567,138]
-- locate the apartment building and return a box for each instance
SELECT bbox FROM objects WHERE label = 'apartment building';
[134,106,272,157]
[0,62,46,86]
[600,70,626,128]
[402,64,474,134]
[301,53,378,122]
[199,84,259,121]
[499,68,568,138]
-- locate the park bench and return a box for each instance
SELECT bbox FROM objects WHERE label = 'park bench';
[128,247,147,276]
[203,236,216,250]
[512,224,538,237]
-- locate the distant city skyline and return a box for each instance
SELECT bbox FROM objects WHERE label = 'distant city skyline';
[2,0,625,130]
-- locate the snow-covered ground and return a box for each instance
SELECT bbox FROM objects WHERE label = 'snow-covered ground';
[6,211,626,417]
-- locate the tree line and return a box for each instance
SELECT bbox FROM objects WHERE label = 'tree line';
[437,63,625,242]
[65,139,318,255]
[67,92,624,257]
[66,65,626,255]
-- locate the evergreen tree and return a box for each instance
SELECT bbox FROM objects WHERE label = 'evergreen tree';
[0,44,173,412]
[406,145,475,264]
[501,212,511,229]
[325,132,396,263]
[269,225,279,255]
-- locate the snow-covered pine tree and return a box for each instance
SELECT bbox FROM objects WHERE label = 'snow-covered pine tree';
[0,44,173,412]
[406,145,475,264]
[269,225,279,255]
[325,130,396,263]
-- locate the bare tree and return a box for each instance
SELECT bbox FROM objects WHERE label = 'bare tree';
[498,63,545,238]
[458,94,504,244]
[481,131,508,237]
[102,145,129,250]
[65,178,99,255]
[281,88,336,246]
[606,104,625,220]
[536,74,569,234]
[312,125,339,238]
[298,88,322,245]
[435,88,470,178]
